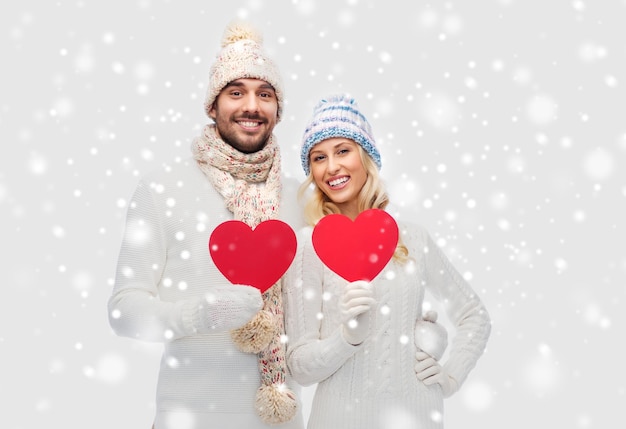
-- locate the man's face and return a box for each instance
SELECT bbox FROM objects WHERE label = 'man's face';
[208,78,279,153]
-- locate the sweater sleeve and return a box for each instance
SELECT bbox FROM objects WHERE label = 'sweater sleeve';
[107,180,198,342]
[283,228,360,387]
[421,229,491,391]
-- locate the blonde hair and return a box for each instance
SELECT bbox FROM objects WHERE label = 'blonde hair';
[299,145,409,263]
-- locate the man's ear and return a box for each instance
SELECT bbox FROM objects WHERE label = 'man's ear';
[207,104,216,120]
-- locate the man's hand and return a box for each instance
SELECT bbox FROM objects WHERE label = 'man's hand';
[189,285,263,333]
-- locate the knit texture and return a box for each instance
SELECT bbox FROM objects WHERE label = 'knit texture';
[109,158,304,429]
[301,94,381,176]
[191,124,282,226]
[204,21,284,120]
[191,124,297,425]
[283,223,491,429]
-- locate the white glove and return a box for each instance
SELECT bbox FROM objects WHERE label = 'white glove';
[186,285,263,333]
[340,280,375,345]
[414,351,458,398]
[414,310,448,361]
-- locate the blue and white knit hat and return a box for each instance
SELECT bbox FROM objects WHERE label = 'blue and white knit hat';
[301,94,381,176]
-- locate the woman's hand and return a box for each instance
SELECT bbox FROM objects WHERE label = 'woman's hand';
[414,351,458,398]
[339,280,375,345]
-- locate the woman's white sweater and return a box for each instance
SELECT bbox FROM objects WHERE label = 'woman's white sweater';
[108,158,304,429]
[283,222,491,429]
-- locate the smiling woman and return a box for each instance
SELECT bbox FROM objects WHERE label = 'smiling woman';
[308,138,368,219]
[282,94,491,429]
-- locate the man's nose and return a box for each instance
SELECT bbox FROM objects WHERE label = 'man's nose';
[242,94,260,113]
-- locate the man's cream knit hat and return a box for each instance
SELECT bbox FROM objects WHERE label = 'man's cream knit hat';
[204,21,284,120]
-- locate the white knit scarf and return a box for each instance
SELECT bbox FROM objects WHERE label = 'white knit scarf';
[191,124,297,424]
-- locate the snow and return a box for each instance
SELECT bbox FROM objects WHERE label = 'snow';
[1,1,625,428]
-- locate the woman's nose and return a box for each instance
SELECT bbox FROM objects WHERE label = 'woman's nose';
[327,156,340,174]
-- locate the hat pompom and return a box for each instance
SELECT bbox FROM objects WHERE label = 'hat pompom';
[221,20,263,47]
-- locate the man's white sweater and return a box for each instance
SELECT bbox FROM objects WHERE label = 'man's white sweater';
[108,158,304,429]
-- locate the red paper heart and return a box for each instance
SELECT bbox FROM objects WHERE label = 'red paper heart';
[209,220,297,293]
[312,209,399,282]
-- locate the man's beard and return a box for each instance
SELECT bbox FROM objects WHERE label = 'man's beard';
[217,114,271,154]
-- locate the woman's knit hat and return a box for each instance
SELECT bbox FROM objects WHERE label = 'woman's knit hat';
[204,21,284,120]
[300,94,381,176]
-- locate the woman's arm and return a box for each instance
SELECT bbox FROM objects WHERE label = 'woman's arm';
[421,229,491,391]
[283,228,360,386]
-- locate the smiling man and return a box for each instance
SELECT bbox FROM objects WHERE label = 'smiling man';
[208,79,279,154]
[108,20,304,429]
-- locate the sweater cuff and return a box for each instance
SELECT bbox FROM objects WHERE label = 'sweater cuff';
[442,357,471,391]
[328,327,363,357]
[289,328,362,386]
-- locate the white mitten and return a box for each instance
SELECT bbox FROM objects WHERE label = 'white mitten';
[340,280,375,345]
[414,310,448,361]
[414,351,458,398]
[186,284,263,333]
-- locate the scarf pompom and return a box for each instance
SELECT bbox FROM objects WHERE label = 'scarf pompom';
[231,309,277,353]
[255,383,298,425]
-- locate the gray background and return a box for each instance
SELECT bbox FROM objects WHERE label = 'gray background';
[1,1,624,428]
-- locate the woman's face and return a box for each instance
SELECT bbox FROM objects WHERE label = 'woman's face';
[309,138,367,219]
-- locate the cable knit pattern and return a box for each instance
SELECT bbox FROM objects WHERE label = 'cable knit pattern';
[108,158,304,429]
[374,273,392,398]
[283,222,491,429]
